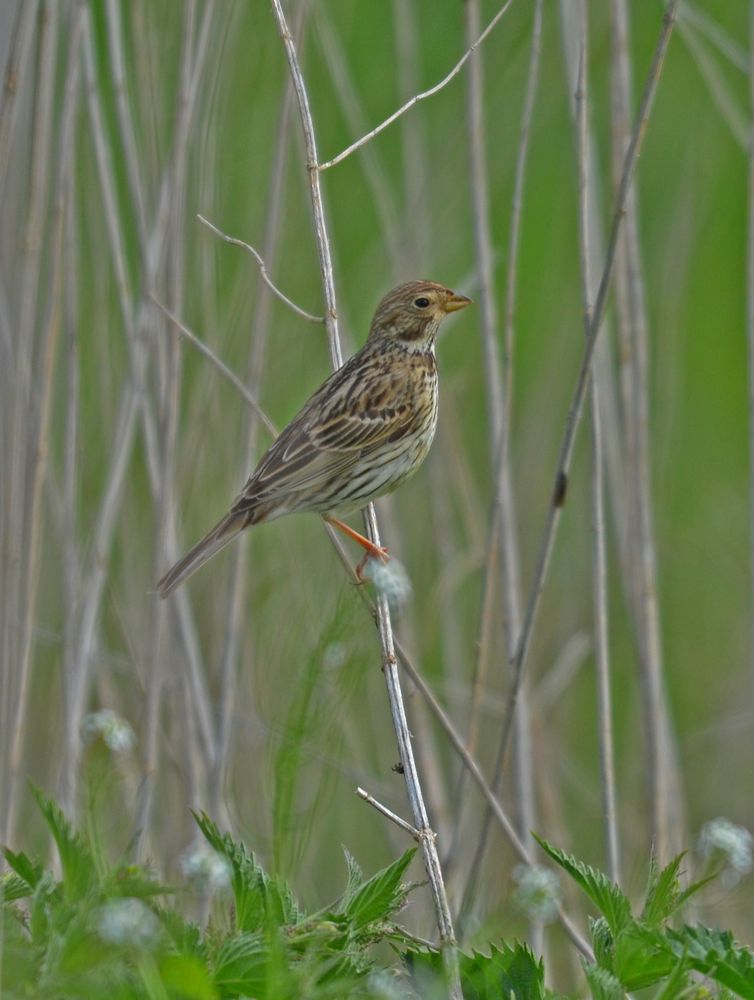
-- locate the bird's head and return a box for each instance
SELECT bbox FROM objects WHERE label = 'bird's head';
[368,280,472,350]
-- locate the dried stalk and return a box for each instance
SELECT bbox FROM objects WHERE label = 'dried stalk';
[576,0,620,884]
[456,0,542,931]
[5,0,62,843]
[609,0,683,864]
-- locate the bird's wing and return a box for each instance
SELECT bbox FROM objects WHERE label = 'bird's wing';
[232,354,416,510]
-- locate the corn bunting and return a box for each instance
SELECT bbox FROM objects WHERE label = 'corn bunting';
[158,280,471,596]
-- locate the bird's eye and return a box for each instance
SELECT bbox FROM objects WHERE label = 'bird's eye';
[414,296,431,309]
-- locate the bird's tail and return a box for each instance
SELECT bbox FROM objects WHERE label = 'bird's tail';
[157,509,247,598]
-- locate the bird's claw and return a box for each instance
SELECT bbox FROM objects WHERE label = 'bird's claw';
[355,546,389,582]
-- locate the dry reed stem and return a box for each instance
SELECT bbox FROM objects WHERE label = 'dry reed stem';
[743,14,754,875]
[577,0,620,884]
[5,0,62,843]
[609,0,684,865]
[456,0,544,933]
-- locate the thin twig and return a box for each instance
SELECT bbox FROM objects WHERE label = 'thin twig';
[357,787,420,840]
[268,3,461,995]
[151,295,278,437]
[497,0,682,778]
[197,214,324,324]
[319,0,517,171]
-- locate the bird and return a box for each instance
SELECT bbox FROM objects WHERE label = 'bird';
[157,280,471,597]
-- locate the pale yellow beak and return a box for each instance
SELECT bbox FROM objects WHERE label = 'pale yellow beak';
[443,290,473,313]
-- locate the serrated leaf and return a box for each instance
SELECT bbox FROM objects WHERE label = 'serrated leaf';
[194,812,301,931]
[212,932,268,998]
[590,917,614,972]
[404,942,545,1000]
[533,835,631,935]
[642,852,685,925]
[462,942,545,1000]
[1,871,34,902]
[344,848,415,930]
[582,961,624,1000]
[339,846,365,910]
[2,847,45,890]
[664,925,754,999]
[641,852,711,926]
[31,786,96,899]
[155,904,204,957]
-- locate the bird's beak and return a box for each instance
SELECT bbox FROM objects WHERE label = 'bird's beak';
[443,291,473,313]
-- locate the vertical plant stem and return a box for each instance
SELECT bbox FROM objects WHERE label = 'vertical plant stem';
[576,0,620,884]
[269,3,461,994]
[456,0,543,936]
[5,0,63,844]
[0,0,40,203]
[746,0,754,768]
[609,0,683,863]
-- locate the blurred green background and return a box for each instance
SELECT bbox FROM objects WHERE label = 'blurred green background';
[1,0,752,986]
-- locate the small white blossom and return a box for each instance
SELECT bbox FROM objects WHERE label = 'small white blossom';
[512,864,561,924]
[82,710,135,754]
[362,557,412,612]
[97,898,160,949]
[698,818,753,887]
[322,641,347,670]
[181,843,232,895]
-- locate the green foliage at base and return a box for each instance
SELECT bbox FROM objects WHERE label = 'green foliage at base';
[2,792,752,999]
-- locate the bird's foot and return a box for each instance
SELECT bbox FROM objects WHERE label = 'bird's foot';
[355,546,390,582]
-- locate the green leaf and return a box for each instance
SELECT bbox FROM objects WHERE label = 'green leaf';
[640,852,712,927]
[2,847,45,890]
[212,932,268,998]
[582,961,624,1000]
[664,925,754,999]
[160,953,217,1000]
[343,848,415,930]
[613,922,675,991]
[462,942,546,1000]
[339,847,365,910]
[642,852,685,925]
[405,942,546,1000]
[1,871,34,902]
[533,835,631,936]
[31,786,97,899]
[653,957,691,999]
[590,917,614,972]
[194,812,301,931]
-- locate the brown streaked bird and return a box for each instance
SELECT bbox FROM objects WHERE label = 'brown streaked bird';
[157,280,471,597]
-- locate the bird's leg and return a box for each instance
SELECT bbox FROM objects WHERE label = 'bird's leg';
[324,516,389,577]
